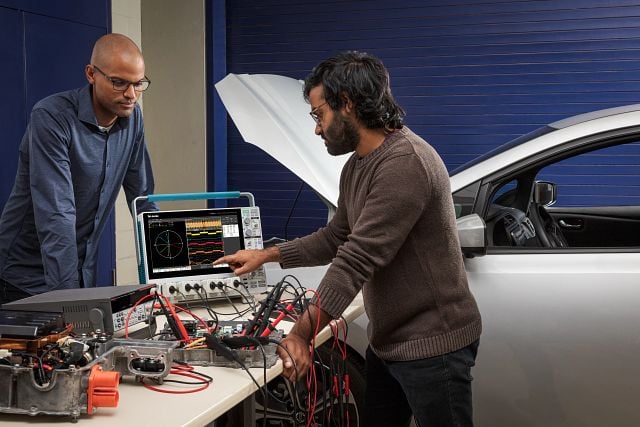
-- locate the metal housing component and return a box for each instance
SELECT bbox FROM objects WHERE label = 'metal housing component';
[0,338,178,421]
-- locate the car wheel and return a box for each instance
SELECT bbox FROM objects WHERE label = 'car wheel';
[254,342,366,426]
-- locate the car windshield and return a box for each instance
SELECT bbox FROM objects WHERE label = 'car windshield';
[450,125,555,176]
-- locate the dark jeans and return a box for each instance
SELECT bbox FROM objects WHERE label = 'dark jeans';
[0,278,31,305]
[363,340,480,427]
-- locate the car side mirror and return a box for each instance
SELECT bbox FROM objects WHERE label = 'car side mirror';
[533,181,557,206]
[457,213,486,258]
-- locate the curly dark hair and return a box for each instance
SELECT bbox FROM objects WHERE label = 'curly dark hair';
[303,51,405,130]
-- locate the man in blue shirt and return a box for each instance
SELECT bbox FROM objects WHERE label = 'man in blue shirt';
[0,33,156,304]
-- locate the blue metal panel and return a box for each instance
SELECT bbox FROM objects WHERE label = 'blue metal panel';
[224,0,640,239]
[0,0,109,28]
[24,14,104,110]
[0,7,24,210]
[207,0,229,208]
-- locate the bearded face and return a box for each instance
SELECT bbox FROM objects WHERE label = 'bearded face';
[321,111,360,156]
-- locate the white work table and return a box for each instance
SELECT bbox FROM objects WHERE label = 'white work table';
[0,295,365,426]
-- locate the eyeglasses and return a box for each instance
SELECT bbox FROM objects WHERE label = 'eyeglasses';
[309,102,328,124]
[92,65,151,92]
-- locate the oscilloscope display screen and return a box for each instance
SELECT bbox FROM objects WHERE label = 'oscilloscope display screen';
[142,209,244,280]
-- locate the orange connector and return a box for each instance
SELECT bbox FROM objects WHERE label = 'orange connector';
[87,365,120,414]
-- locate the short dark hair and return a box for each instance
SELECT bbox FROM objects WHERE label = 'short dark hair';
[303,51,405,130]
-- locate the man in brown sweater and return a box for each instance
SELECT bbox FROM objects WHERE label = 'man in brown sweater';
[215,51,482,426]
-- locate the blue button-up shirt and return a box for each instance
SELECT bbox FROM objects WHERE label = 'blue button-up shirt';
[0,85,156,294]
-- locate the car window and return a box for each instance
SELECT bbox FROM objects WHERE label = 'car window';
[452,181,480,218]
[529,140,640,248]
[483,179,538,247]
[480,139,640,249]
[490,180,518,206]
[537,142,640,208]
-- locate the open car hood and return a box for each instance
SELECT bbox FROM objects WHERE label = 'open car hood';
[215,73,349,207]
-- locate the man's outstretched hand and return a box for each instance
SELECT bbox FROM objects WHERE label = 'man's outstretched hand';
[213,246,281,276]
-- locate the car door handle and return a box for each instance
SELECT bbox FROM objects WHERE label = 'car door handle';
[559,219,582,229]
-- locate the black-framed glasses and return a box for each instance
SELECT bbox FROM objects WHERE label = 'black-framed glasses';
[309,102,327,124]
[92,65,151,92]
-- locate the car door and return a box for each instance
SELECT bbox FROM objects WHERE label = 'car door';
[550,206,640,247]
[454,135,640,427]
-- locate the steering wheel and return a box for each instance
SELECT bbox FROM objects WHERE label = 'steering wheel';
[528,202,569,247]
[486,204,536,246]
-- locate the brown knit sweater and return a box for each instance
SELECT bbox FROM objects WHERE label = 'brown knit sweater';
[277,127,481,361]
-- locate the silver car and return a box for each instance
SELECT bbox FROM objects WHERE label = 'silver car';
[217,74,640,426]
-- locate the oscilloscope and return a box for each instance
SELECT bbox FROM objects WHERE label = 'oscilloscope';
[136,206,268,302]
